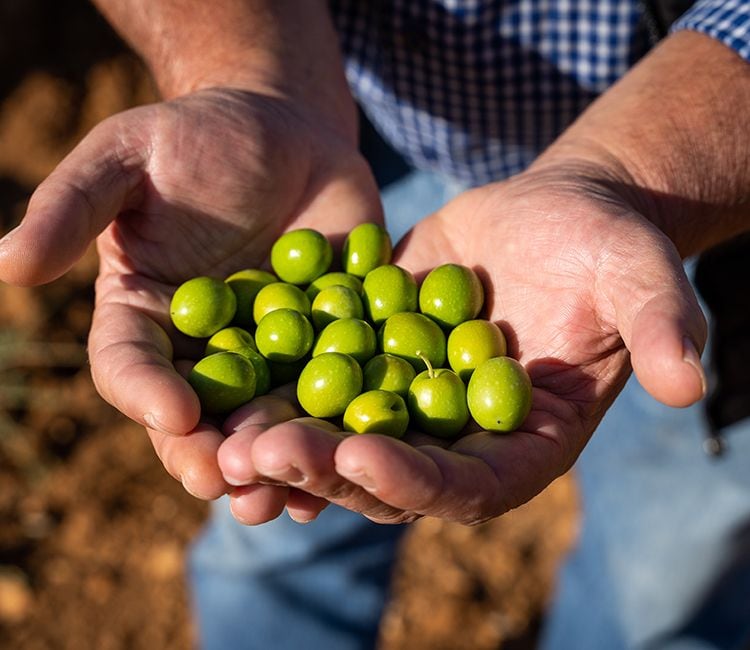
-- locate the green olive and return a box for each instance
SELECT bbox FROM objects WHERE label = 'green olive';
[467,357,532,432]
[271,228,333,285]
[447,320,507,382]
[418,263,484,329]
[170,276,237,338]
[312,318,377,365]
[362,353,417,398]
[311,285,364,331]
[205,326,256,356]
[255,309,314,362]
[362,264,418,325]
[342,223,392,278]
[379,312,446,371]
[407,361,469,438]
[297,352,363,418]
[252,282,311,325]
[343,390,409,438]
[305,272,364,300]
[225,268,277,327]
[188,351,256,415]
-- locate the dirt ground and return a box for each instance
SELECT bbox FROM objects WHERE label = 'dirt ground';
[0,4,579,648]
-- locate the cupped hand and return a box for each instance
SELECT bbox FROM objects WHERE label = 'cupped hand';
[0,87,382,501]
[218,165,708,525]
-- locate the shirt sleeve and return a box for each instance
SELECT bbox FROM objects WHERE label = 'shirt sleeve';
[671,0,750,62]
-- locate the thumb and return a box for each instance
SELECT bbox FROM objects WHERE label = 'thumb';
[615,251,708,408]
[0,115,145,286]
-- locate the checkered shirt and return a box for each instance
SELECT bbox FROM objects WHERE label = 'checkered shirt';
[329,0,750,186]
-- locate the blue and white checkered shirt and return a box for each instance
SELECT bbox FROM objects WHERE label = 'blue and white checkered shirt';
[330,0,750,186]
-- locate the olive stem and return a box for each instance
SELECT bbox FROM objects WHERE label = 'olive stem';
[418,353,435,379]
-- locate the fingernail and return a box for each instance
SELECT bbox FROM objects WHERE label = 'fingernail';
[288,511,317,525]
[229,501,256,527]
[337,468,377,492]
[258,477,289,487]
[180,478,214,501]
[144,412,174,435]
[263,465,307,486]
[683,336,707,398]
[223,472,250,487]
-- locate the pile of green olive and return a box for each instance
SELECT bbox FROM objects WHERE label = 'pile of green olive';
[169,224,532,439]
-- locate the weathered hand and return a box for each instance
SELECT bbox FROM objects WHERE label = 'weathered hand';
[217,166,707,525]
[0,87,381,502]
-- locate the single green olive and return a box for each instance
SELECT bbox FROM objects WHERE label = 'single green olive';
[418,263,484,329]
[312,318,377,365]
[311,285,364,331]
[188,351,256,415]
[271,228,333,285]
[305,272,364,300]
[170,276,237,338]
[255,308,314,362]
[379,312,446,370]
[467,357,532,432]
[252,282,312,325]
[205,326,256,356]
[297,352,363,418]
[342,222,393,278]
[225,268,277,328]
[343,390,409,438]
[407,358,469,438]
[447,319,507,382]
[362,264,418,325]
[362,353,417,398]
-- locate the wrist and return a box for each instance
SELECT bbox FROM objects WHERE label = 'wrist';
[533,30,750,258]
[93,0,358,141]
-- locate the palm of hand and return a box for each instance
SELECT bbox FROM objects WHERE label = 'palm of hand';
[397,178,640,514]
[222,170,705,525]
[85,88,380,423]
[0,87,382,503]
[96,89,378,282]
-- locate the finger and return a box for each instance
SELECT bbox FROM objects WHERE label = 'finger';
[148,423,230,500]
[335,421,575,525]
[252,421,414,523]
[285,490,330,524]
[0,114,145,286]
[335,384,585,524]
[229,484,289,525]
[334,434,504,524]
[629,292,707,407]
[611,240,708,407]
[218,395,301,485]
[223,406,331,524]
[89,301,201,434]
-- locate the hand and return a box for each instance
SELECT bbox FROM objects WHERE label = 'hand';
[217,165,707,525]
[0,87,381,503]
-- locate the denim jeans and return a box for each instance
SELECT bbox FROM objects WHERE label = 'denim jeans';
[188,124,750,649]
[540,340,750,650]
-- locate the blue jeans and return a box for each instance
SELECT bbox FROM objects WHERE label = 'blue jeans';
[189,128,750,649]
[540,338,750,649]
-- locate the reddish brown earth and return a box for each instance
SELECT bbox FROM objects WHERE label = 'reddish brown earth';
[0,4,579,648]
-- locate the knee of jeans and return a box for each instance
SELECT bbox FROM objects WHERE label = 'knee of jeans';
[189,499,406,576]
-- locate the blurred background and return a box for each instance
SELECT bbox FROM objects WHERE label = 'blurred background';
[0,2,578,648]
